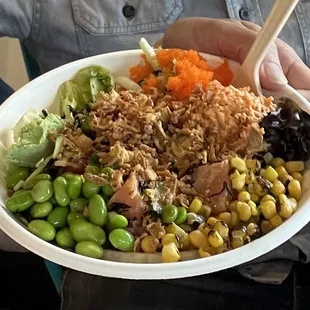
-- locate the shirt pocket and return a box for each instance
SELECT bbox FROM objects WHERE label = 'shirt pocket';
[71,0,183,36]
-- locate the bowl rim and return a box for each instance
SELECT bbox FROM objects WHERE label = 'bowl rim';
[1,49,310,279]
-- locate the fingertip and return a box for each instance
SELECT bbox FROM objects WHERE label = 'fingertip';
[260,61,288,90]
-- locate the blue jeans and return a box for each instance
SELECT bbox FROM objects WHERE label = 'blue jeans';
[0,78,14,104]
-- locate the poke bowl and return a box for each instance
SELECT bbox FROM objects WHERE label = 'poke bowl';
[0,39,310,280]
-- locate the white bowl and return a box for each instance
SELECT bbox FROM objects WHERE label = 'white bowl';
[1,50,310,280]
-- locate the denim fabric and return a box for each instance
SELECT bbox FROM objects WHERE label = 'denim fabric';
[0,79,13,104]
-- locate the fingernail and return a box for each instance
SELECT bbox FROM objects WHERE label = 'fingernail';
[263,62,288,85]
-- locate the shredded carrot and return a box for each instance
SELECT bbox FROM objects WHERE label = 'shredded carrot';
[142,74,162,92]
[213,59,233,86]
[129,54,153,83]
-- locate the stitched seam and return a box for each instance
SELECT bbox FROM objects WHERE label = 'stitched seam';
[28,0,42,41]
[250,0,264,25]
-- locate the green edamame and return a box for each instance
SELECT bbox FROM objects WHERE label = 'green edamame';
[6,167,30,190]
[82,180,100,199]
[70,198,88,213]
[49,196,58,205]
[23,174,52,190]
[88,194,107,227]
[175,207,188,225]
[64,174,83,199]
[75,241,104,259]
[28,220,56,241]
[161,204,178,224]
[67,212,85,226]
[85,166,102,175]
[53,176,70,207]
[47,207,70,229]
[108,212,128,230]
[31,180,53,203]
[109,229,134,252]
[102,167,114,178]
[56,228,75,248]
[70,219,106,246]
[30,201,53,218]
[101,185,114,197]
[6,190,34,212]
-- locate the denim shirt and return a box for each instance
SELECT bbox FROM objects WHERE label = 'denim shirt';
[1,0,310,73]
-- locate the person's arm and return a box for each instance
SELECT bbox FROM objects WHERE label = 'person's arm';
[0,0,34,40]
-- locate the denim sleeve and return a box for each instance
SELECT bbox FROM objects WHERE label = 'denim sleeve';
[0,0,34,40]
[0,79,14,104]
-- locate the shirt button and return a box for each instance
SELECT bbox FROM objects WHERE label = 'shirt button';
[239,8,250,20]
[122,4,136,19]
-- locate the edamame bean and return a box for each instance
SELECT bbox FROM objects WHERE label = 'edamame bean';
[102,167,114,177]
[70,198,88,213]
[56,228,75,248]
[64,174,83,199]
[28,220,56,241]
[30,201,53,218]
[49,196,58,205]
[88,194,107,227]
[108,212,128,230]
[101,185,114,197]
[85,166,102,175]
[161,204,178,224]
[109,229,134,252]
[67,212,85,226]
[6,190,34,212]
[31,180,53,203]
[53,177,70,207]
[23,174,52,190]
[47,207,70,229]
[82,180,100,199]
[175,207,188,225]
[6,167,30,190]
[70,219,106,245]
[75,241,104,259]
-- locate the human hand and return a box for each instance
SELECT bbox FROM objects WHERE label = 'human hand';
[160,18,310,100]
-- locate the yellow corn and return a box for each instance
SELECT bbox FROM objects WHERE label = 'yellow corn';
[259,169,266,177]
[288,197,298,213]
[198,248,211,258]
[288,179,302,201]
[230,211,239,228]
[271,157,285,168]
[218,212,232,225]
[247,184,256,195]
[179,233,190,251]
[230,169,240,180]
[189,230,209,249]
[271,180,286,197]
[207,217,219,227]
[162,234,179,248]
[279,174,293,186]
[189,197,203,214]
[278,194,293,219]
[232,228,246,239]
[228,200,238,212]
[246,223,258,236]
[231,237,244,249]
[260,200,277,220]
[260,220,273,234]
[246,159,257,170]
[214,221,229,240]
[285,161,305,174]
[248,201,258,216]
[230,157,247,172]
[237,202,252,222]
[199,205,212,219]
[253,180,266,196]
[250,194,260,203]
[292,172,303,184]
[162,243,181,263]
[232,174,246,191]
[263,152,274,165]
[141,236,159,253]
[208,230,224,248]
[261,194,276,203]
[269,215,283,228]
[198,223,211,238]
[165,223,186,239]
[238,191,251,202]
[245,170,255,184]
[215,243,227,254]
[275,166,288,178]
[264,166,279,182]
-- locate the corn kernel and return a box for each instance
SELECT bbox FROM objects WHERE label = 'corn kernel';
[162,243,181,263]
[246,223,258,236]
[165,223,186,239]
[230,211,239,228]
[214,221,229,240]
[285,161,305,174]
[260,200,277,220]
[232,228,246,239]
[275,166,288,178]
[228,200,238,212]
[271,157,285,168]
[237,202,252,222]
[208,230,224,248]
[247,184,256,194]
[162,233,179,248]
[269,215,283,228]
[230,169,240,180]
[238,191,251,202]
[141,235,159,253]
[250,194,260,203]
[253,180,266,196]
[259,169,266,177]
[279,174,293,187]
[189,197,203,214]
[199,205,212,219]
[288,197,298,213]
[288,179,302,201]
[218,212,232,225]
[278,194,293,219]
[260,220,273,234]
[261,194,276,203]
[215,243,227,254]
[263,152,274,164]
[189,230,209,249]
[231,237,244,249]
[198,248,211,258]
[232,174,246,190]
[246,159,257,170]
[198,223,211,237]
[248,201,258,216]
[207,217,218,227]
[264,166,279,182]
[292,172,303,183]
[230,157,247,172]
[245,170,255,184]
[271,180,286,197]
[179,233,190,251]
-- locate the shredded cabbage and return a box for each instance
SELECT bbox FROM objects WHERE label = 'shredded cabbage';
[115,76,141,92]
[139,38,160,71]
